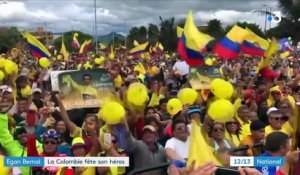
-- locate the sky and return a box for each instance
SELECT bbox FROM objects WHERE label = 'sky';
[0,0,281,36]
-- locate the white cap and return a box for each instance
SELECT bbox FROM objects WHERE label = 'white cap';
[267,107,280,116]
[32,88,42,94]
[20,68,30,76]
[1,85,12,94]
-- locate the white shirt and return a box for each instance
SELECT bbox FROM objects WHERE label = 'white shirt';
[165,137,190,160]
[173,61,189,76]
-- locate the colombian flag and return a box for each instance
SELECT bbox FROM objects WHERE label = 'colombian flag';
[241,28,269,57]
[79,39,92,55]
[22,32,51,59]
[214,25,249,60]
[176,26,183,38]
[129,42,149,58]
[177,11,214,66]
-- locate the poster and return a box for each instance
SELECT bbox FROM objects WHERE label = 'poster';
[57,68,115,110]
[188,65,221,90]
[51,70,75,91]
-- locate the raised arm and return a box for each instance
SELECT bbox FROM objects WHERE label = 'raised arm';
[122,116,139,153]
[55,95,78,135]
[0,100,22,156]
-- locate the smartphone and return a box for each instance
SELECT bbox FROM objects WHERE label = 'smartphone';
[104,133,112,145]
[215,167,240,175]
[26,110,36,127]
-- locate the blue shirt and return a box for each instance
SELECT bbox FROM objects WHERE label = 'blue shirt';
[255,152,279,175]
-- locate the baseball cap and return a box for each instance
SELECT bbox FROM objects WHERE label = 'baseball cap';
[32,88,42,94]
[250,120,266,131]
[71,137,87,150]
[267,107,280,115]
[187,106,202,116]
[1,85,12,95]
[142,125,156,133]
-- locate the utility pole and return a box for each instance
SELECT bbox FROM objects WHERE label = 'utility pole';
[112,32,115,47]
[94,0,98,53]
[44,21,48,47]
[124,19,127,48]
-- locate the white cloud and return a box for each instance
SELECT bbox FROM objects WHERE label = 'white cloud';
[0,0,279,35]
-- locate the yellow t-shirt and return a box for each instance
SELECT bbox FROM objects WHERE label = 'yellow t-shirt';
[69,78,98,98]
[0,155,12,175]
[236,117,251,139]
[81,154,96,175]
[99,124,111,145]
[225,131,241,147]
[114,75,123,89]
[265,124,293,137]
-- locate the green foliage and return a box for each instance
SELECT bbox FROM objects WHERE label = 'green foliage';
[0,27,22,53]
[275,0,300,43]
[158,17,177,52]
[54,31,93,54]
[206,19,225,39]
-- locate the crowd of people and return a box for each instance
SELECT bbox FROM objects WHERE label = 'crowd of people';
[0,44,299,175]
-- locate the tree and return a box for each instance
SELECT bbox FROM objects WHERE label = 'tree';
[206,19,225,39]
[275,0,300,43]
[0,27,22,53]
[159,16,177,52]
[54,31,93,54]
[127,26,148,48]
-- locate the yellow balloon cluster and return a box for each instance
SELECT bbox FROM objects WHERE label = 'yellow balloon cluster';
[210,78,233,99]
[99,101,125,124]
[4,59,18,74]
[177,88,198,105]
[167,98,183,116]
[0,71,4,80]
[208,99,234,123]
[39,57,51,68]
[127,82,148,106]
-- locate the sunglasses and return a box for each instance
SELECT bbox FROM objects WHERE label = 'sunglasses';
[213,128,224,132]
[43,140,57,145]
[226,122,237,125]
[272,117,284,121]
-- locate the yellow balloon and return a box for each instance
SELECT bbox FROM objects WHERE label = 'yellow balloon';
[4,60,17,74]
[21,85,32,98]
[211,78,233,99]
[167,98,183,116]
[208,99,234,123]
[99,101,125,124]
[127,82,148,106]
[57,55,62,61]
[177,88,198,105]
[0,58,5,68]
[109,54,114,60]
[39,57,51,68]
[0,71,4,80]
[95,57,105,65]
[205,58,213,66]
